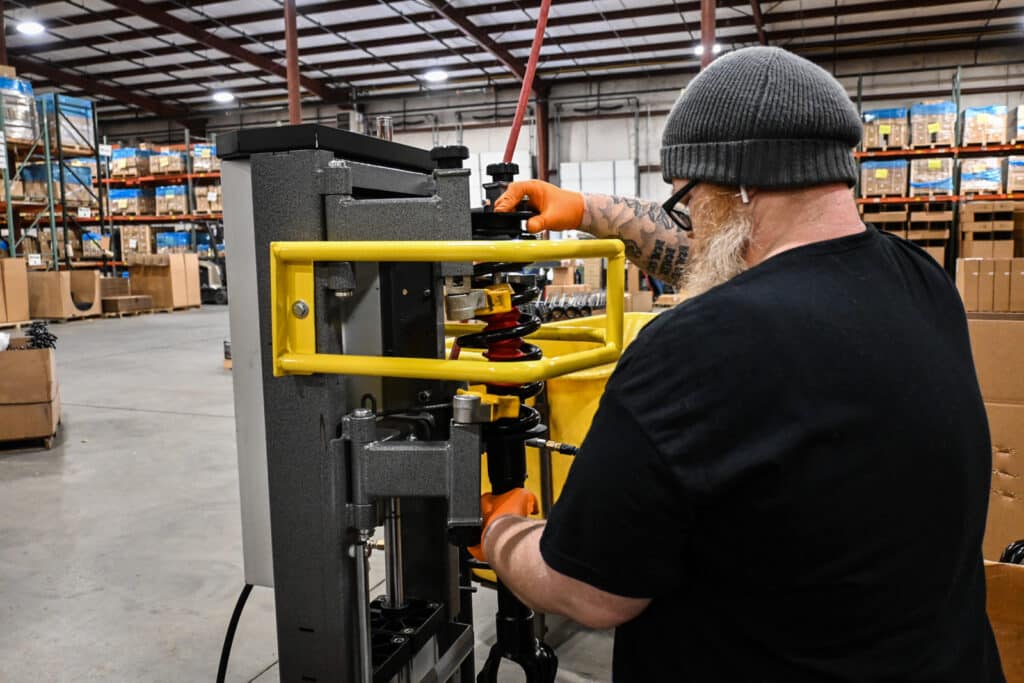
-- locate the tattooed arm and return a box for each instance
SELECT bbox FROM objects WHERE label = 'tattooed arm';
[493,181,690,286]
[582,195,690,287]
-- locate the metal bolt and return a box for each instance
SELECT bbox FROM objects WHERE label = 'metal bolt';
[391,636,407,645]
[334,289,354,299]
[422,289,432,297]
[401,627,415,635]
[291,300,309,319]
[427,602,440,610]
[417,390,432,403]
[353,408,374,418]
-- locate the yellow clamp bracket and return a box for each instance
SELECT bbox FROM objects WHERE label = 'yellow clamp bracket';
[270,239,625,382]
[457,385,520,421]
[477,284,514,316]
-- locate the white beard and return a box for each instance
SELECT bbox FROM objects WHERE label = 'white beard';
[682,195,753,297]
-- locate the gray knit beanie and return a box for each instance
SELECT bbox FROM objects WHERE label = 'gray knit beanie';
[661,46,862,189]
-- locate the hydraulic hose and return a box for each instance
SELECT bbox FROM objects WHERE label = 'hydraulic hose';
[502,0,552,164]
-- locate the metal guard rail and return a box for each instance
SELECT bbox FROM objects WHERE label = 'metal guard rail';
[270,239,625,381]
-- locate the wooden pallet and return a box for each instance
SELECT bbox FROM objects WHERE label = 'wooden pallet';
[0,319,31,330]
[102,309,153,319]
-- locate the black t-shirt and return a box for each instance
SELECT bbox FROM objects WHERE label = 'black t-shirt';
[540,227,1004,682]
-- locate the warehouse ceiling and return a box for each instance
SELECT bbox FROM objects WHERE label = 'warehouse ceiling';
[2,0,1022,123]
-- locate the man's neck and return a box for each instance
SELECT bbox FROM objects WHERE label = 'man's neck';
[745,184,865,267]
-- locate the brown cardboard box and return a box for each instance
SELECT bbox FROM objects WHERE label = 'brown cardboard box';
[995,259,1013,312]
[194,186,223,214]
[111,153,151,177]
[120,225,155,254]
[27,270,102,319]
[860,161,908,197]
[910,101,957,147]
[183,253,200,307]
[979,260,997,312]
[985,561,1024,682]
[961,157,1005,195]
[155,189,188,215]
[957,258,982,311]
[128,253,196,309]
[0,337,60,442]
[1,257,29,322]
[152,153,186,175]
[963,107,1009,146]
[862,110,909,150]
[551,265,575,286]
[1013,258,1024,312]
[908,157,954,196]
[1009,157,1024,194]
[969,318,1024,404]
[99,276,130,298]
[982,402,1024,562]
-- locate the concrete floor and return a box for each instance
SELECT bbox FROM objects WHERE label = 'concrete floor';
[0,307,612,682]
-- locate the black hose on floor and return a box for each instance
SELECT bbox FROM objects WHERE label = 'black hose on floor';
[217,583,254,683]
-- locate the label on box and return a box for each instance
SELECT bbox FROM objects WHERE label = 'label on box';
[27,253,41,266]
[25,227,37,237]
[928,159,943,170]
[99,144,112,158]
[978,113,991,125]
[77,206,91,218]
[129,238,138,249]
[207,191,218,201]
[874,168,889,179]
[879,124,892,135]
[0,228,7,237]
[200,148,211,158]
[928,122,940,134]
[117,199,128,208]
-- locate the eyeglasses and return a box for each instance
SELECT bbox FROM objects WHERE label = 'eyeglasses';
[662,180,700,233]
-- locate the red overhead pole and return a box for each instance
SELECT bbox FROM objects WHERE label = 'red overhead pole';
[701,0,716,69]
[284,0,301,124]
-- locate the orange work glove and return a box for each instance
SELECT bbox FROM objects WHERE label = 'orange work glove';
[468,488,539,562]
[494,180,585,234]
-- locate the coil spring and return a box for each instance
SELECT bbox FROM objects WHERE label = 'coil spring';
[455,262,544,435]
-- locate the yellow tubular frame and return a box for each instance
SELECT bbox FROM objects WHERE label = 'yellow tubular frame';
[270,239,625,381]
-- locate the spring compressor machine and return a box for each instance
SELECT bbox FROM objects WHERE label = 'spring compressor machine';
[219,124,624,683]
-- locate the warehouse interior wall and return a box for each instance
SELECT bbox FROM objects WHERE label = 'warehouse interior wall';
[99,44,1024,203]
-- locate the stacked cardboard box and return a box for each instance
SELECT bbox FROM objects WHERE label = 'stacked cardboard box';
[908,157,954,196]
[910,100,957,147]
[963,105,1009,146]
[127,252,201,309]
[36,94,94,150]
[120,225,154,254]
[1008,157,1024,194]
[0,336,60,444]
[194,185,222,213]
[80,231,110,259]
[1010,105,1024,143]
[20,162,94,205]
[0,257,29,323]
[155,231,190,254]
[862,108,908,150]
[151,152,187,175]
[111,148,153,177]
[860,160,908,197]
[960,201,1016,259]
[192,144,220,173]
[39,229,77,261]
[960,157,1005,195]
[109,188,156,215]
[0,76,37,145]
[155,185,188,214]
[957,258,1024,312]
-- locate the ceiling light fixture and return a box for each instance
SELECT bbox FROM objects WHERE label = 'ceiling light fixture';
[693,43,723,56]
[212,90,235,103]
[16,21,45,36]
[423,69,449,83]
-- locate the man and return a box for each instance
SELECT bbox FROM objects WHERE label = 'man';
[479,46,1004,682]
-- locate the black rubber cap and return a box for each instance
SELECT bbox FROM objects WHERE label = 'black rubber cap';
[430,145,470,169]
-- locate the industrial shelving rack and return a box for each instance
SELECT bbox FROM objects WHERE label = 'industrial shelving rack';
[853,67,1024,275]
[100,129,223,257]
[0,91,111,272]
